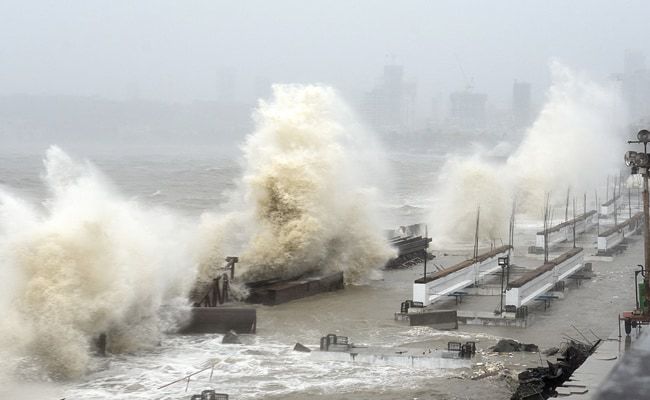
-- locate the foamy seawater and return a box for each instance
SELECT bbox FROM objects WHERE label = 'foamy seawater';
[63,333,469,399]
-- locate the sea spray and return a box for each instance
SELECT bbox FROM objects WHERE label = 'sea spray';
[198,84,393,285]
[0,147,196,379]
[433,156,510,244]
[431,62,626,245]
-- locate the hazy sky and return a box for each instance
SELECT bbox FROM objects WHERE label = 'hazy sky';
[2,0,649,106]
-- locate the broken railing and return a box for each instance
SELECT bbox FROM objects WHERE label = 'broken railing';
[193,257,238,307]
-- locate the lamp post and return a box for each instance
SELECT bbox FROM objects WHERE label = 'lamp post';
[498,256,509,314]
[624,129,650,315]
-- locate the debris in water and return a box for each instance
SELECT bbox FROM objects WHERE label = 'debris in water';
[293,343,312,353]
[221,330,241,345]
[490,339,539,353]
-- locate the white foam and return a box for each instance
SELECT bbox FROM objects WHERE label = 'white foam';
[196,84,394,286]
[0,146,197,379]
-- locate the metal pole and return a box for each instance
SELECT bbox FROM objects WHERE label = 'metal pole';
[423,248,427,281]
[423,225,428,281]
[499,264,505,314]
[629,185,632,220]
[643,168,650,309]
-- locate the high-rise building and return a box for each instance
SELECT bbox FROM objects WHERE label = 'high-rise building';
[448,89,487,129]
[512,81,531,128]
[621,50,650,123]
[362,64,416,136]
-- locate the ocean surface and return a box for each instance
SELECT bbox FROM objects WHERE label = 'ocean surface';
[0,148,639,400]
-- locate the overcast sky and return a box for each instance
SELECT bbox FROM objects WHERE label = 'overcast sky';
[2,0,649,106]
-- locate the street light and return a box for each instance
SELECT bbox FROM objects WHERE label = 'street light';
[638,129,650,143]
[498,256,510,314]
[624,130,650,319]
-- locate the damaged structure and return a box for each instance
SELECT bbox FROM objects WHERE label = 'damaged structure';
[245,271,345,305]
[385,223,433,268]
[312,333,473,369]
[181,257,257,334]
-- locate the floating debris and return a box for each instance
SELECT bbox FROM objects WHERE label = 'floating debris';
[221,330,241,345]
[293,342,312,353]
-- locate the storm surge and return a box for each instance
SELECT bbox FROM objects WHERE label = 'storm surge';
[0,147,196,380]
[197,84,393,286]
[431,62,626,245]
[0,85,392,381]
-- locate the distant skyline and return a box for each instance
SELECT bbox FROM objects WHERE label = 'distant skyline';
[2,1,649,108]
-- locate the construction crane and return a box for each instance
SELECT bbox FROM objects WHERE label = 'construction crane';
[454,54,474,92]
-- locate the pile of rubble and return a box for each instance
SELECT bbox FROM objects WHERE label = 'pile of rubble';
[510,339,600,400]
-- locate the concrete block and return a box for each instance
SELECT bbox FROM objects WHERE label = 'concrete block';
[408,310,458,329]
[179,307,256,334]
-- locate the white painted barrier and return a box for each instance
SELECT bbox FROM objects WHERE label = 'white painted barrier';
[534,211,597,250]
[600,195,623,217]
[535,227,568,249]
[597,212,643,254]
[505,248,583,308]
[575,210,598,234]
[505,265,555,309]
[413,246,511,306]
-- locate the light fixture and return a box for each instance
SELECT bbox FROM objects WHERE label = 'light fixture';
[638,129,650,143]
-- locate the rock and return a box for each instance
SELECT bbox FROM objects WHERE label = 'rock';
[491,339,539,353]
[543,346,560,356]
[222,330,241,344]
[491,339,521,352]
[293,342,311,352]
[521,343,539,352]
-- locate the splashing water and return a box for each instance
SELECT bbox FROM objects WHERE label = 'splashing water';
[431,62,626,245]
[0,147,196,380]
[197,84,393,285]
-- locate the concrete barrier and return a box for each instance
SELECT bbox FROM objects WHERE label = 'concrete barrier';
[413,246,511,306]
[408,310,458,329]
[247,272,344,305]
[597,212,643,255]
[179,307,257,334]
[534,211,597,251]
[600,195,623,217]
[505,248,583,308]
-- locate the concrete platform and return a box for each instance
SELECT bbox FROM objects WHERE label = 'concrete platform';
[179,307,257,334]
[394,310,458,329]
[558,328,648,400]
[310,346,471,369]
[457,310,532,328]
[591,328,650,400]
[246,272,344,305]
